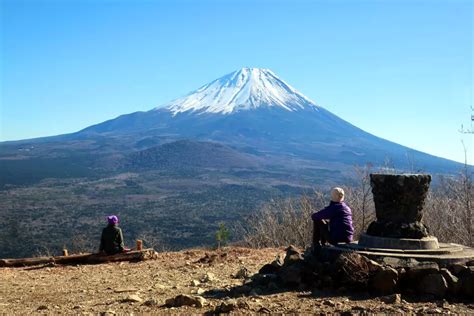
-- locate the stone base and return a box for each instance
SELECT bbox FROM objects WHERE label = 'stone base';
[324,241,474,267]
[359,233,439,250]
[366,220,430,239]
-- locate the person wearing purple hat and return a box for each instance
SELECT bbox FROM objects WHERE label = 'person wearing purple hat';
[99,215,125,255]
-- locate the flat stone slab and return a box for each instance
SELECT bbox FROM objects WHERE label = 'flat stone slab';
[338,241,463,255]
[325,242,474,267]
[358,233,439,250]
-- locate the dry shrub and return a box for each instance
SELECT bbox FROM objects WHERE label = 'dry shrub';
[424,165,473,246]
[236,193,326,249]
[239,163,473,248]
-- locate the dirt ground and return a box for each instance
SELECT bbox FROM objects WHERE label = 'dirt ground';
[1,247,473,315]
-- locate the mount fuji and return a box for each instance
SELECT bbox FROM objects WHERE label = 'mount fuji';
[70,67,459,174]
[0,67,463,187]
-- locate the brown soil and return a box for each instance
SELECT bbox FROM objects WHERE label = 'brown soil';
[1,247,473,315]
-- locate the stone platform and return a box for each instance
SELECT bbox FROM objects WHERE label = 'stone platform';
[324,240,474,267]
[358,233,439,250]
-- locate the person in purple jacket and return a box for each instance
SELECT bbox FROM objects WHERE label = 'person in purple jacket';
[311,187,354,249]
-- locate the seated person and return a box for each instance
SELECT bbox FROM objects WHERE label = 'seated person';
[311,187,354,248]
[99,215,125,255]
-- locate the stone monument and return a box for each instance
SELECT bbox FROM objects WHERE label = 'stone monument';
[330,173,474,266]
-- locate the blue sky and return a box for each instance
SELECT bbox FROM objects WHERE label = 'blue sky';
[1,0,472,163]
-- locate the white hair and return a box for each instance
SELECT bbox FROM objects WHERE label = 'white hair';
[331,187,345,202]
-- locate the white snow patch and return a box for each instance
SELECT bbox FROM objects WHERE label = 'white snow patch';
[155,68,319,115]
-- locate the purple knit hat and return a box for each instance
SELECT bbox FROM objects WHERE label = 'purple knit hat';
[107,215,119,225]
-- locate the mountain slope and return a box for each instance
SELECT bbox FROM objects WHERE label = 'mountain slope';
[123,140,260,170]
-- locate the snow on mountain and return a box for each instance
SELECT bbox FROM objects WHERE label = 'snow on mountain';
[158,68,320,115]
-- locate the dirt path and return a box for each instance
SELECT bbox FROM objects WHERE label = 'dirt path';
[1,247,473,314]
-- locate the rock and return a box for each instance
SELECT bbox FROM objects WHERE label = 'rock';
[466,260,474,266]
[366,259,384,273]
[259,264,280,275]
[191,287,205,295]
[383,257,419,269]
[418,273,448,298]
[322,299,337,307]
[252,273,278,286]
[190,279,200,287]
[100,311,116,316]
[404,262,439,288]
[449,264,468,276]
[332,252,371,287]
[201,273,216,283]
[234,267,251,279]
[121,294,143,303]
[216,299,238,313]
[273,254,285,266]
[279,262,303,287]
[143,299,159,306]
[37,305,48,311]
[460,270,474,298]
[284,245,303,265]
[370,267,398,294]
[380,293,401,304]
[165,294,206,308]
[440,268,460,294]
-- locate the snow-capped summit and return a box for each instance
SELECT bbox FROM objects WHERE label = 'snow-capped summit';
[159,68,319,115]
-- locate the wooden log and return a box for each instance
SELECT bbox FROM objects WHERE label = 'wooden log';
[0,256,54,268]
[0,249,156,268]
[85,249,155,264]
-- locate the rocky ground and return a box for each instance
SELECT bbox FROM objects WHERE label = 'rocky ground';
[1,247,473,315]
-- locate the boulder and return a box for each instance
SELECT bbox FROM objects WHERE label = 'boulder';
[448,264,468,277]
[404,262,439,283]
[418,273,448,298]
[370,267,398,294]
[252,273,278,286]
[440,268,460,295]
[165,294,206,308]
[460,270,474,299]
[283,245,303,265]
[331,252,371,287]
[279,262,303,287]
[259,264,280,275]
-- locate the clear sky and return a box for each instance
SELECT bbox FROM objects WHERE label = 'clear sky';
[1,0,473,163]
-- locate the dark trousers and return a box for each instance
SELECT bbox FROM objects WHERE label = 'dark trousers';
[312,220,331,246]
